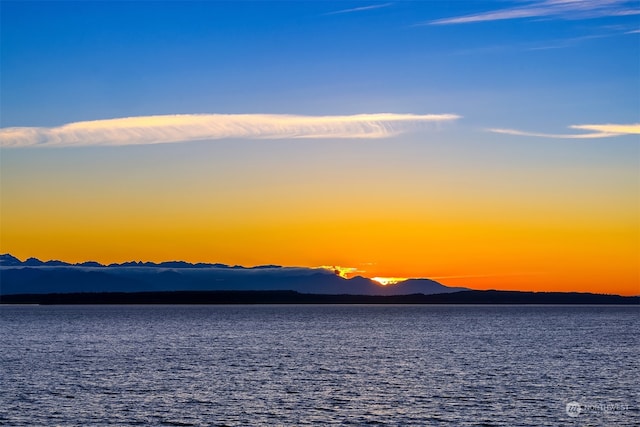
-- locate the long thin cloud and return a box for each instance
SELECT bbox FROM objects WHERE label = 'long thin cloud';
[0,113,460,148]
[488,123,640,139]
[428,0,640,25]
[325,2,393,15]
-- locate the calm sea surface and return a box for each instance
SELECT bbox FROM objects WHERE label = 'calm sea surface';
[0,305,638,426]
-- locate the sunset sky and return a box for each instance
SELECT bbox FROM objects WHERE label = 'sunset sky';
[1,1,638,295]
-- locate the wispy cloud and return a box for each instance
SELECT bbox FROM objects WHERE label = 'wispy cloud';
[428,0,640,25]
[451,31,620,55]
[0,113,460,148]
[488,123,640,139]
[526,32,616,50]
[325,2,393,15]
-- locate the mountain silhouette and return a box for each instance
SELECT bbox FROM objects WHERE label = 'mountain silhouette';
[0,254,22,267]
[2,254,636,304]
[0,254,465,296]
[3,290,635,305]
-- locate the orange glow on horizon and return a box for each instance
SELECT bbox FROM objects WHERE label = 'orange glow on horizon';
[1,139,637,297]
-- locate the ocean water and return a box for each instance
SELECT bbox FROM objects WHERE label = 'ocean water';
[0,305,637,426]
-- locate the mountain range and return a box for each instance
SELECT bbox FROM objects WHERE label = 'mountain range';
[2,254,637,304]
[0,254,467,296]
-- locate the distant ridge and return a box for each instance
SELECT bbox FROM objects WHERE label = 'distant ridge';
[0,254,465,297]
[2,254,636,303]
[2,290,638,305]
[0,253,243,269]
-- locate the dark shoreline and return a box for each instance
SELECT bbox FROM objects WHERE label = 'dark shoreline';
[1,290,638,305]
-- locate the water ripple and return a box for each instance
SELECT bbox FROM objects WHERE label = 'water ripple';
[1,305,638,426]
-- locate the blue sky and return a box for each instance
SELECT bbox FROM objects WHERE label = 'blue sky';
[2,1,638,130]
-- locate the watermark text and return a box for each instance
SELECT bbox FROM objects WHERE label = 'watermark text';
[566,401,629,418]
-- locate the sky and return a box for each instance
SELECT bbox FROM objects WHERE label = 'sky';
[1,0,639,295]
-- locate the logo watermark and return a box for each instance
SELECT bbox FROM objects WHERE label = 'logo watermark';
[566,401,582,417]
[566,401,629,418]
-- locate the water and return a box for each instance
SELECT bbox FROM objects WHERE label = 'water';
[0,305,637,426]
